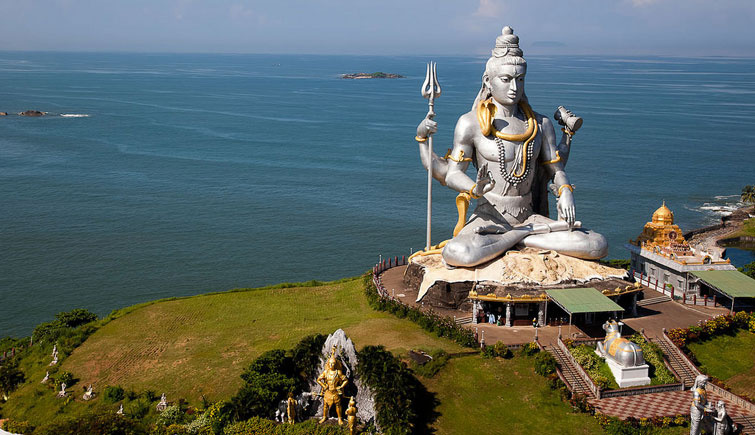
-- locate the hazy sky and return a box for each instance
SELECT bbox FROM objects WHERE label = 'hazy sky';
[1,0,754,56]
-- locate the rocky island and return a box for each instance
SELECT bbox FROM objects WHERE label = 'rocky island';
[341,72,404,79]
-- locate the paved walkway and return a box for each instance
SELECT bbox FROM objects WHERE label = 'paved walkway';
[591,390,753,420]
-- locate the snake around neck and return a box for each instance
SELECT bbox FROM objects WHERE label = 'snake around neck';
[477,99,539,186]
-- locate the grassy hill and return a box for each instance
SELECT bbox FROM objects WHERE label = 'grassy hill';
[1,277,689,433]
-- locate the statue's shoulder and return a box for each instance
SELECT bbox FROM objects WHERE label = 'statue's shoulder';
[454,109,480,138]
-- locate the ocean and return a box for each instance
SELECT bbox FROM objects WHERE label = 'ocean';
[1,53,754,337]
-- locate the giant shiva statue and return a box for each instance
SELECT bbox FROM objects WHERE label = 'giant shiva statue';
[415,27,608,268]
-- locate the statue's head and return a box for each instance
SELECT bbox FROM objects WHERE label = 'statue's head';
[327,346,340,370]
[349,397,356,406]
[694,374,709,389]
[481,26,527,106]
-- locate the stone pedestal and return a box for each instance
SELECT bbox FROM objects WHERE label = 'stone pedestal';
[606,358,650,388]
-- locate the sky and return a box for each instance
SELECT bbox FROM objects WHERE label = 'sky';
[1,0,754,56]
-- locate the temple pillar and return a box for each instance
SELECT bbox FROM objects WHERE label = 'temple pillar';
[505,303,512,327]
[472,300,480,324]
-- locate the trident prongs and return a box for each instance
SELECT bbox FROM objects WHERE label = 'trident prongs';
[421,61,441,114]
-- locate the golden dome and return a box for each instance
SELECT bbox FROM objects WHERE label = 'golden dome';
[651,202,674,225]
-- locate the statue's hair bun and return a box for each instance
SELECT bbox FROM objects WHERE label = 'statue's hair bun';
[492,26,524,58]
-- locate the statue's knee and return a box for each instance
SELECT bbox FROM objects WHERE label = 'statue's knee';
[442,240,474,267]
[586,232,609,259]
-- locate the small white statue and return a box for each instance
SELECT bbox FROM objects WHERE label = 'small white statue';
[713,400,732,435]
[56,382,67,398]
[156,393,168,411]
[49,354,58,366]
[51,344,58,359]
[116,404,124,415]
[82,384,94,401]
[41,371,49,384]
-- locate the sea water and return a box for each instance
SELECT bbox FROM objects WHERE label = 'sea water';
[1,53,754,336]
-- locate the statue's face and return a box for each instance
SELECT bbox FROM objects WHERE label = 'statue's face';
[486,64,526,106]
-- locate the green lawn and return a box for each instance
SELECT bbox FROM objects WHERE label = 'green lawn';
[421,355,604,435]
[687,329,755,397]
[1,278,464,425]
[737,217,755,237]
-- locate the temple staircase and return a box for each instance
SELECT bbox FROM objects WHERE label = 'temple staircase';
[545,345,594,398]
[637,295,671,307]
[650,336,697,387]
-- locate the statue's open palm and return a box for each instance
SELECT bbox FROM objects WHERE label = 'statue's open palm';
[473,163,495,197]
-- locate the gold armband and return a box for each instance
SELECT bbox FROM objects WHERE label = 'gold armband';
[444,149,473,163]
[415,135,428,143]
[561,127,575,137]
[540,150,561,165]
[468,184,481,199]
[557,184,574,197]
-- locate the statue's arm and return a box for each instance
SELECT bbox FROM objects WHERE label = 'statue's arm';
[444,113,478,194]
[539,117,575,225]
[416,115,449,185]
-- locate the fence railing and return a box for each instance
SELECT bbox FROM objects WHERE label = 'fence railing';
[557,335,602,399]
[633,271,720,307]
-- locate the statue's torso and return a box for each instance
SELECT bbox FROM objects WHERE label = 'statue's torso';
[469,109,544,224]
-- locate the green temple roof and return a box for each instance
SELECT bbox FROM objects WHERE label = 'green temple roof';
[691,270,755,298]
[545,287,624,314]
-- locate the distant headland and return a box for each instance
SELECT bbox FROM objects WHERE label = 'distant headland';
[341,72,404,79]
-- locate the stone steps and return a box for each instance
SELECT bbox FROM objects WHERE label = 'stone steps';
[651,337,697,387]
[637,295,671,306]
[547,346,593,398]
[454,316,473,325]
[733,414,755,435]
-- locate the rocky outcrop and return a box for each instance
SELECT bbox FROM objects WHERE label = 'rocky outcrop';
[19,110,45,117]
[341,72,404,79]
[407,248,629,303]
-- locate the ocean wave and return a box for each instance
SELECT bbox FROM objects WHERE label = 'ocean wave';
[60,114,90,118]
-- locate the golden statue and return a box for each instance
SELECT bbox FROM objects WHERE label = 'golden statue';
[346,396,358,435]
[317,346,349,425]
[286,391,296,424]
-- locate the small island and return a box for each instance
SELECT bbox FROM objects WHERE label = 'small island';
[341,72,404,79]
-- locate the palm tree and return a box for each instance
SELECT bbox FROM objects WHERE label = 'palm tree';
[741,185,755,204]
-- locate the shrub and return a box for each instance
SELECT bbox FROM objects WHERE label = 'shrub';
[2,419,35,434]
[481,341,512,359]
[55,308,98,328]
[357,345,434,434]
[569,393,593,413]
[412,350,450,378]
[127,396,153,420]
[519,341,540,357]
[223,417,347,435]
[534,351,557,376]
[157,404,187,426]
[54,370,74,389]
[0,357,25,398]
[33,412,147,435]
[104,385,126,403]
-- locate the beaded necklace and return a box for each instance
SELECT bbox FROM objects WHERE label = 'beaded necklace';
[477,99,538,186]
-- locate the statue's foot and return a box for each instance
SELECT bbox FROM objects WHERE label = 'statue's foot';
[319,417,327,424]
[338,419,344,426]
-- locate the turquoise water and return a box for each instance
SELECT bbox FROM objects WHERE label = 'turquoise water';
[1,53,754,336]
